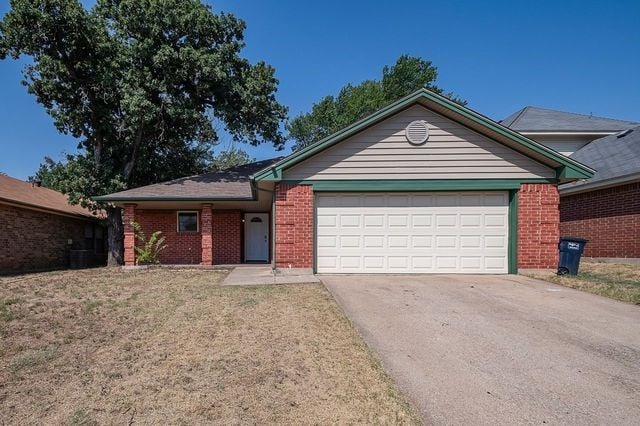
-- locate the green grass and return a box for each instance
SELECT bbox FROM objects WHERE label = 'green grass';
[0,298,22,322]
[9,345,61,373]
[69,409,98,426]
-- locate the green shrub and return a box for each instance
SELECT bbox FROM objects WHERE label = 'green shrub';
[131,221,167,265]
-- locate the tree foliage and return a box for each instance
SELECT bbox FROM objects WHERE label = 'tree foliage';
[209,146,254,171]
[1,0,287,264]
[287,55,465,150]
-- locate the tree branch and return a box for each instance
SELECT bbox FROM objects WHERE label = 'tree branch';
[123,127,144,181]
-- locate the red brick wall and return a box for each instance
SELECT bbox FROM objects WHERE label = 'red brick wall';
[275,184,313,268]
[560,182,640,258]
[212,210,241,264]
[518,184,560,269]
[126,208,241,265]
[135,210,202,264]
[0,203,91,274]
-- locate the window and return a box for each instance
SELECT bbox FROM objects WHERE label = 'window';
[177,211,199,232]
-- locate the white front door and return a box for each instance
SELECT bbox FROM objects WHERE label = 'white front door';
[244,213,269,262]
[316,192,509,274]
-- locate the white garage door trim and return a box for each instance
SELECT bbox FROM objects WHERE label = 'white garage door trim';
[315,192,509,274]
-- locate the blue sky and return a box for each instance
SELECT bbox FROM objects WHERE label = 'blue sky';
[1,0,639,179]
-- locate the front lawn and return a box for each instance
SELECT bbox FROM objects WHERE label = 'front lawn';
[527,261,640,304]
[0,268,418,424]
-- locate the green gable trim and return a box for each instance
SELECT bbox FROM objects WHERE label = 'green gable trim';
[283,178,554,192]
[508,190,518,274]
[252,88,595,182]
[556,164,592,180]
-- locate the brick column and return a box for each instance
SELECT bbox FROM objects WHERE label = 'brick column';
[275,183,313,268]
[201,204,213,265]
[123,204,137,266]
[518,184,560,269]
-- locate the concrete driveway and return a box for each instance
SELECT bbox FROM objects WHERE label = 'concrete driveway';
[322,274,640,425]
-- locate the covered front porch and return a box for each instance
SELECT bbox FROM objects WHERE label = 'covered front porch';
[122,199,273,267]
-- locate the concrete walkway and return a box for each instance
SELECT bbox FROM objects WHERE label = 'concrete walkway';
[323,274,640,425]
[222,266,320,286]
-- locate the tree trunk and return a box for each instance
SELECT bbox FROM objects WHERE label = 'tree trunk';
[106,206,124,266]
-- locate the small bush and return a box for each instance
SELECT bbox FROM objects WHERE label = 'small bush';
[131,221,167,265]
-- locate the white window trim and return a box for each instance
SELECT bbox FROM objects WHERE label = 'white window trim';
[176,210,199,233]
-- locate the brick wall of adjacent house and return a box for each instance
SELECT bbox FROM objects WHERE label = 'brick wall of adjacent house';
[274,183,313,268]
[518,183,560,269]
[0,203,94,274]
[125,208,241,265]
[560,182,640,258]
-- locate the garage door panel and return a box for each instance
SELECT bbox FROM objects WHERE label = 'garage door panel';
[436,214,457,227]
[316,192,509,274]
[317,235,337,248]
[364,215,384,227]
[317,215,337,227]
[388,215,409,227]
[340,235,361,248]
[484,214,506,227]
[460,235,482,248]
[412,236,433,248]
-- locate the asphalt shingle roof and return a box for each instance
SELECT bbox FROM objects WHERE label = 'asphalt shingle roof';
[99,157,283,200]
[0,174,97,218]
[501,106,638,132]
[564,126,640,189]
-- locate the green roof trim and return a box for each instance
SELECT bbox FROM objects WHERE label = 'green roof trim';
[252,88,595,182]
[284,178,554,192]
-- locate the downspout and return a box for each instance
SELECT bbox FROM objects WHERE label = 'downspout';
[250,178,277,273]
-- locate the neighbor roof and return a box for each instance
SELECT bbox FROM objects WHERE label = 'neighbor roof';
[0,174,97,219]
[560,126,640,193]
[253,88,595,182]
[501,106,638,133]
[95,158,283,201]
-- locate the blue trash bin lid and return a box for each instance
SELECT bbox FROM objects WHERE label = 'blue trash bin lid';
[560,236,589,243]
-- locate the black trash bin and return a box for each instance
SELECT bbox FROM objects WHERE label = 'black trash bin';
[557,237,588,275]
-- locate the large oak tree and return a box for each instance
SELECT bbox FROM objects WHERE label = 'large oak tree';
[0,0,287,265]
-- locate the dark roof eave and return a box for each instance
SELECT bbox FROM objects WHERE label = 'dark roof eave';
[92,195,255,202]
[0,196,99,220]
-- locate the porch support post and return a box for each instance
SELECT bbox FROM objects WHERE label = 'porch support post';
[201,204,213,265]
[123,203,137,266]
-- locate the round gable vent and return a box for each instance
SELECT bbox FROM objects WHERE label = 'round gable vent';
[405,120,430,145]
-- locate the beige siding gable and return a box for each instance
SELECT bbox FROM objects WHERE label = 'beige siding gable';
[283,105,555,180]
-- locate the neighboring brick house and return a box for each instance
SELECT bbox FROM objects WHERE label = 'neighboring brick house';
[96,89,594,274]
[0,174,105,274]
[559,126,640,260]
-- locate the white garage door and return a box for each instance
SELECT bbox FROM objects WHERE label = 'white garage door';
[316,192,509,274]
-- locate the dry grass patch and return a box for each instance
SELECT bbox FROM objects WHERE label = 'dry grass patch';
[0,268,419,424]
[527,262,640,304]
